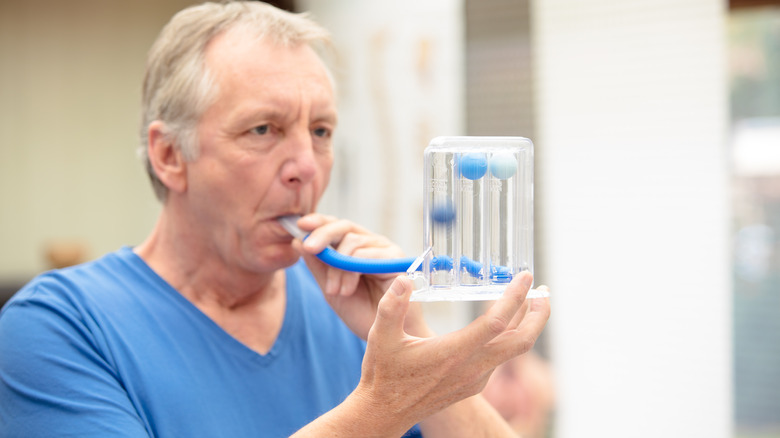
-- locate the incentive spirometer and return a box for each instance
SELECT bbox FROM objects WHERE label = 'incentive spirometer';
[278,136,547,302]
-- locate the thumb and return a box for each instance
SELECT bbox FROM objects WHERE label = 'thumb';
[295,240,328,291]
[370,275,413,341]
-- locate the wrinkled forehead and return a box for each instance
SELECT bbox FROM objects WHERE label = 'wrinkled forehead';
[205,26,337,96]
[200,28,338,123]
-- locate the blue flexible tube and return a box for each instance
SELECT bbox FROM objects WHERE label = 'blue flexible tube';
[315,247,418,274]
[315,247,511,281]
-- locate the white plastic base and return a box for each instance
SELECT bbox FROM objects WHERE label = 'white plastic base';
[410,286,549,302]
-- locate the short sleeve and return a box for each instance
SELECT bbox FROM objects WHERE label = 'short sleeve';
[0,284,149,438]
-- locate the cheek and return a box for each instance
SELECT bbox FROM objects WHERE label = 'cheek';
[319,163,332,189]
[200,156,279,211]
[314,155,334,193]
[234,150,283,186]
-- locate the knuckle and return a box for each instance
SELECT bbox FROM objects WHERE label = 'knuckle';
[334,218,352,228]
[506,284,526,305]
[516,335,537,355]
[487,314,509,336]
[376,301,395,320]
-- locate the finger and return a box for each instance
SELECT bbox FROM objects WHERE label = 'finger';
[369,276,412,342]
[347,245,405,261]
[527,285,551,314]
[506,282,549,329]
[339,271,362,296]
[297,242,337,297]
[485,290,531,332]
[335,233,398,257]
[325,263,343,296]
[487,289,551,362]
[299,251,328,287]
[483,271,533,334]
[290,236,305,254]
[296,212,337,231]
[458,272,534,348]
[302,219,369,253]
[506,296,530,331]
[535,285,550,296]
[295,213,339,253]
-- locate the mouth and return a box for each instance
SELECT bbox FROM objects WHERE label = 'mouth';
[276,214,307,240]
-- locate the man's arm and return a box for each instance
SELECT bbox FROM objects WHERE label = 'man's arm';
[420,395,519,437]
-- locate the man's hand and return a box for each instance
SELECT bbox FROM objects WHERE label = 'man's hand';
[292,213,419,339]
[353,272,550,436]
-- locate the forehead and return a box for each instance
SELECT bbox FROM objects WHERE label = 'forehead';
[204,28,335,105]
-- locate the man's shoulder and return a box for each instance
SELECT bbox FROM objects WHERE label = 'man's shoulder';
[1,247,152,317]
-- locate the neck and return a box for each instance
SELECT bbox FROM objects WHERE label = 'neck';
[135,210,289,354]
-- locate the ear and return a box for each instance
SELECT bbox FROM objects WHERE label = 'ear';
[147,121,187,195]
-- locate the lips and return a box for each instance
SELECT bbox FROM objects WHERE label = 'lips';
[276,214,307,240]
[265,213,300,239]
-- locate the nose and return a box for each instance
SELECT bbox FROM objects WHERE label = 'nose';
[280,131,318,188]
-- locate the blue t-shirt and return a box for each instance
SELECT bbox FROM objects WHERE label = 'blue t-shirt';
[0,247,421,437]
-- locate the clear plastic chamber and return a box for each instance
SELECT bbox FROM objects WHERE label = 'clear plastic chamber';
[409,136,534,301]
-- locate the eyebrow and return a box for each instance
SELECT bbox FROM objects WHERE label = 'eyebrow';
[228,103,338,133]
[228,105,284,130]
[312,108,338,126]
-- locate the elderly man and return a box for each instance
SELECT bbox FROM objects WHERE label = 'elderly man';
[0,2,550,437]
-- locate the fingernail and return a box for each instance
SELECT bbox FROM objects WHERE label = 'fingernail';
[303,237,319,250]
[521,272,534,288]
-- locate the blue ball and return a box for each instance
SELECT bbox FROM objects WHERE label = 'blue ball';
[431,200,456,225]
[459,153,487,180]
[489,153,517,179]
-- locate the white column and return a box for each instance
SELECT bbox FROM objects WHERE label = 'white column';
[533,1,732,437]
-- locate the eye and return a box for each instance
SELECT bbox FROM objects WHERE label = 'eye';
[251,125,269,135]
[312,127,331,138]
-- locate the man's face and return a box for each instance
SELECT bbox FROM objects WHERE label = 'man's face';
[183,30,336,272]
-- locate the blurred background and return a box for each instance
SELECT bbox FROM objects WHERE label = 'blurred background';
[1,0,779,437]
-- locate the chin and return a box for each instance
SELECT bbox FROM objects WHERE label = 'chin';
[274,253,302,269]
[256,244,301,270]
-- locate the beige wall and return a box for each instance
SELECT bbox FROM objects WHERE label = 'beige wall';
[0,0,198,280]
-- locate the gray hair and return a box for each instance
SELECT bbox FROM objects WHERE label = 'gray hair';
[139,1,332,201]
